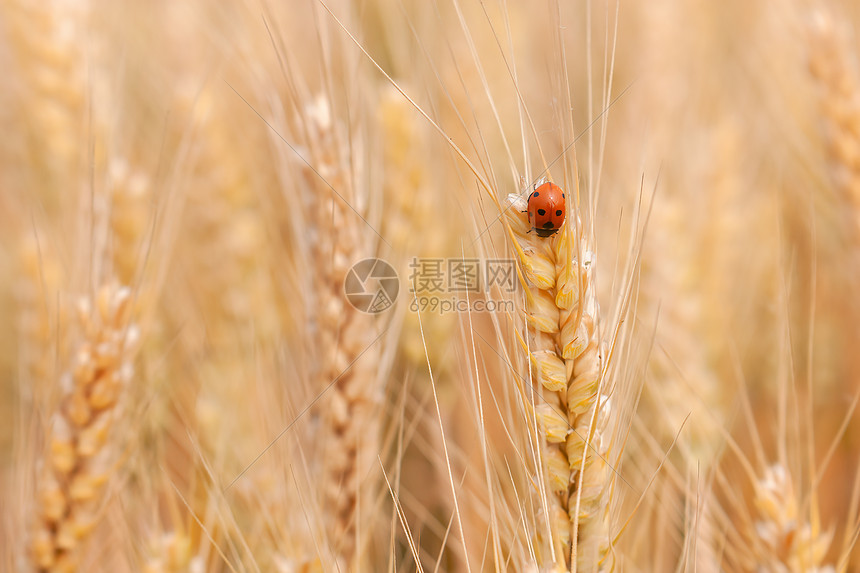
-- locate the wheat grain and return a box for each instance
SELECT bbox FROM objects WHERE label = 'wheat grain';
[142,531,193,573]
[293,93,385,569]
[808,9,860,232]
[29,284,139,572]
[504,182,614,572]
[3,0,88,204]
[753,464,833,573]
[16,236,64,401]
[108,159,151,287]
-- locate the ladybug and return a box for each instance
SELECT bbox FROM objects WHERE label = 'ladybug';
[527,182,565,237]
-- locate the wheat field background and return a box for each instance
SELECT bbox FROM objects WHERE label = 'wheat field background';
[2,0,860,571]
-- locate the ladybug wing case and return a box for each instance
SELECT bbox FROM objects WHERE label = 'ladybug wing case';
[528,183,566,237]
[531,194,563,237]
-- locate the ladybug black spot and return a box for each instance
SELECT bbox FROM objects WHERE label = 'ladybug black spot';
[562,193,565,198]
[538,209,546,216]
[542,222,555,229]
[556,210,562,216]
[533,191,539,197]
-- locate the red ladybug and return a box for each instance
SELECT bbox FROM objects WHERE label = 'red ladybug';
[527,182,565,237]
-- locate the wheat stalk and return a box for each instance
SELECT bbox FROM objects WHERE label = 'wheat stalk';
[377,86,470,568]
[29,284,139,572]
[635,124,746,571]
[504,181,614,572]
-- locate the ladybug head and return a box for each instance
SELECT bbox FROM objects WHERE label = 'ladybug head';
[535,225,560,238]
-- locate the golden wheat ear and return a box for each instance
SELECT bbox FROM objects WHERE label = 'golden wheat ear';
[263,88,391,570]
[808,8,860,233]
[503,184,615,571]
[30,284,139,572]
[751,464,834,572]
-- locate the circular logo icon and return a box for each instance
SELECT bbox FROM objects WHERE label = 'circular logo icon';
[344,258,399,314]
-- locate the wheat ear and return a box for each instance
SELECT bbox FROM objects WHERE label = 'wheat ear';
[142,531,193,573]
[808,9,860,225]
[297,94,384,569]
[16,236,64,398]
[753,464,833,572]
[504,183,614,572]
[108,159,151,287]
[4,0,87,194]
[29,284,139,572]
